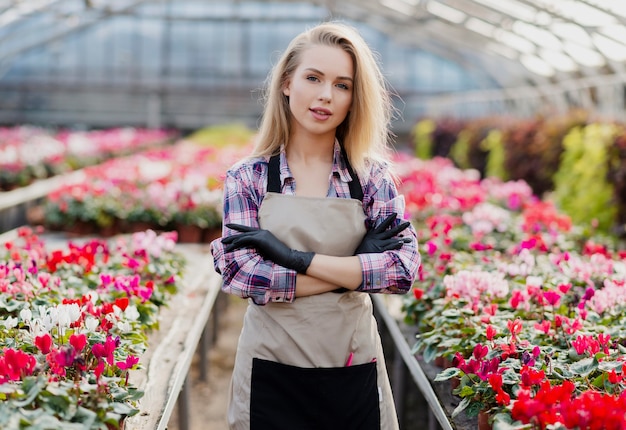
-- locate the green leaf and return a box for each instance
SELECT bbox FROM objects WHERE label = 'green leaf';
[434,367,460,381]
[441,309,461,317]
[13,376,46,408]
[458,385,475,398]
[570,357,599,377]
[451,396,471,418]
[73,406,97,427]
[423,343,439,363]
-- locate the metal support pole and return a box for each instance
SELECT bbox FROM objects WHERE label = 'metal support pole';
[392,346,407,426]
[198,318,211,381]
[177,377,190,430]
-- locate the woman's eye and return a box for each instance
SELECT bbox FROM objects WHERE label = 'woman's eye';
[337,83,350,90]
[307,76,319,82]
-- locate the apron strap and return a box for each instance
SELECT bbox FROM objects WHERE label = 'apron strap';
[267,146,363,201]
[267,153,282,193]
[340,144,364,202]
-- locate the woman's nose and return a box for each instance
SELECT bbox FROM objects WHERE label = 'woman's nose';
[318,84,332,102]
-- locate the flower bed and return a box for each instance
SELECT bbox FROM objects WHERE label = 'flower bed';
[42,137,253,241]
[0,227,184,429]
[0,126,177,191]
[398,155,626,428]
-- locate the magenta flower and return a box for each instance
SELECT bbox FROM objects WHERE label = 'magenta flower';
[116,355,139,370]
[543,291,561,307]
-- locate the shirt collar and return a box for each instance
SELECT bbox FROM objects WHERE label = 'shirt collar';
[277,140,353,185]
[331,139,353,183]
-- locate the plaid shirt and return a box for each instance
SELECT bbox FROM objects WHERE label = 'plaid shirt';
[210,141,421,305]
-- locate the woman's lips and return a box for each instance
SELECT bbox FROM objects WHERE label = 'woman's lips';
[310,107,332,120]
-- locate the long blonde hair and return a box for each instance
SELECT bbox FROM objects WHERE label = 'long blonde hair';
[251,22,394,175]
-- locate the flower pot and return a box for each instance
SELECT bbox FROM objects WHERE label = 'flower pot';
[478,410,491,430]
[129,221,155,233]
[99,220,120,237]
[177,224,203,243]
[450,376,460,391]
[65,220,94,237]
[106,417,125,430]
[202,227,222,244]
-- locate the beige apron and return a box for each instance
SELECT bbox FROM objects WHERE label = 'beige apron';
[227,176,399,430]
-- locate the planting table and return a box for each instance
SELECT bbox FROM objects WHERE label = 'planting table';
[0,229,224,430]
[123,242,223,430]
[373,295,477,430]
[0,170,85,233]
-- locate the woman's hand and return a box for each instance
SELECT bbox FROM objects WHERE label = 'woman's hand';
[355,213,411,254]
[222,224,315,274]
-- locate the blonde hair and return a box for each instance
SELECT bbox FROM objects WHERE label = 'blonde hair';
[251,22,394,175]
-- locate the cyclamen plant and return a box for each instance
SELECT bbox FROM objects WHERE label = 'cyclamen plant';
[399,156,626,428]
[0,227,185,429]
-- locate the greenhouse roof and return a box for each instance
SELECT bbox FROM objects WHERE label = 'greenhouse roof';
[326,0,626,85]
[1,0,624,87]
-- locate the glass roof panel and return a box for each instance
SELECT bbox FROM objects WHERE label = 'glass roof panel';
[599,25,626,44]
[537,48,578,72]
[593,33,626,62]
[562,41,605,67]
[484,42,518,60]
[464,17,495,38]
[519,53,554,76]
[472,0,538,22]
[380,0,417,16]
[587,0,626,18]
[512,21,561,50]
[527,0,616,26]
[426,2,466,24]
[494,29,535,54]
[550,22,592,47]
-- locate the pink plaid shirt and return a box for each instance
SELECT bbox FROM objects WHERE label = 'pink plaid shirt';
[210,142,421,305]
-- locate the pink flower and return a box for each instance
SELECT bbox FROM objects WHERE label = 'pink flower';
[507,318,523,339]
[116,355,139,370]
[543,291,561,307]
[534,320,551,335]
[92,336,118,366]
[473,344,489,360]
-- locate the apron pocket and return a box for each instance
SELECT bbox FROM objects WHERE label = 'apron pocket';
[250,357,380,430]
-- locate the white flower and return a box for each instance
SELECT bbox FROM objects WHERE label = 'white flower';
[3,316,18,329]
[19,308,32,322]
[85,316,99,332]
[117,320,132,332]
[124,305,140,321]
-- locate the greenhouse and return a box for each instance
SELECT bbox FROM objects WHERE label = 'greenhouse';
[2,1,626,429]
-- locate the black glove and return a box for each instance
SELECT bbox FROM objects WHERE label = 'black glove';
[222,224,315,274]
[333,213,411,294]
[355,213,411,254]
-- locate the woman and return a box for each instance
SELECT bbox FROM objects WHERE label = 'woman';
[210,22,421,430]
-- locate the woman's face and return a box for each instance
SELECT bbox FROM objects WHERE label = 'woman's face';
[283,44,354,142]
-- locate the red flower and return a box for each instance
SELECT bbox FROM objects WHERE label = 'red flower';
[35,333,53,354]
[69,333,87,352]
[0,348,37,382]
[115,296,130,311]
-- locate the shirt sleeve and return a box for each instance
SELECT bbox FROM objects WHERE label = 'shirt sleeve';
[209,164,297,305]
[357,162,421,294]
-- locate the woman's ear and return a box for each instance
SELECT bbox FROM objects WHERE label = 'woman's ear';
[282,79,291,97]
